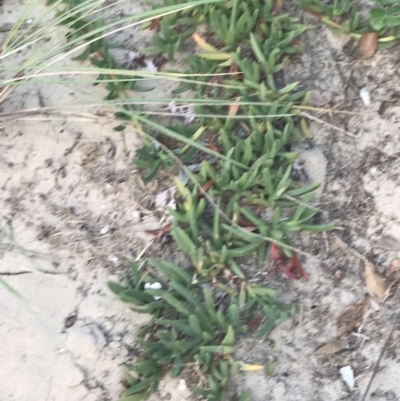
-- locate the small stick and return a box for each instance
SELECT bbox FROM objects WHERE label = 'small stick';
[135,239,154,262]
[300,111,357,138]
[360,325,395,401]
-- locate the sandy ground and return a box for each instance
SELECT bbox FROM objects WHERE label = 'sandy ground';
[2,1,400,401]
[0,3,191,401]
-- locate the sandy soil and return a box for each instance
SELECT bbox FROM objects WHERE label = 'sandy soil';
[0,3,189,401]
[1,1,400,401]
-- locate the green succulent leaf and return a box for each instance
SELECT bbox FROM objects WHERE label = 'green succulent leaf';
[46,1,338,400]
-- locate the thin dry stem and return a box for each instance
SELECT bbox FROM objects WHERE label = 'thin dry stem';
[300,112,357,139]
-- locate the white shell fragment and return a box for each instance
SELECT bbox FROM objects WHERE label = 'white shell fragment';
[144,282,162,290]
[178,379,187,391]
[144,282,163,300]
[339,366,355,390]
[100,225,110,235]
[131,210,141,223]
[360,88,371,107]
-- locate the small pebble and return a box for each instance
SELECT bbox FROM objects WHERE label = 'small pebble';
[131,210,141,223]
[369,167,379,176]
[335,270,344,283]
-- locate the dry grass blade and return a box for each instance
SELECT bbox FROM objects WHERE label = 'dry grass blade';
[361,326,396,401]
[0,276,39,311]
[300,112,357,138]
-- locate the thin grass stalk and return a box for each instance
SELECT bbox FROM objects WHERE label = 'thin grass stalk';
[4,0,109,55]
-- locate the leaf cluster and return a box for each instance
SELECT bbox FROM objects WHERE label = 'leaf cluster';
[296,0,400,43]
[165,120,332,276]
[109,260,296,400]
[370,1,400,37]
[43,0,336,400]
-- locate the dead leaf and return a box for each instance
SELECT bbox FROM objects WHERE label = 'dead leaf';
[271,243,282,263]
[247,315,262,330]
[365,260,389,301]
[358,32,378,58]
[271,0,283,15]
[337,296,369,337]
[304,7,323,20]
[95,49,104,61]
[291,38,303,48]
[228,96,241,117]
[290,253,310,281]
[238,217,256,228]
[208,139,220,153]
[150,18,160,30]
[385,259,400,284]
[199,179,214,195]
[314,338,347,355]
[229,62,239,75]
[270,244,310,281]
[145,222,172,238]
